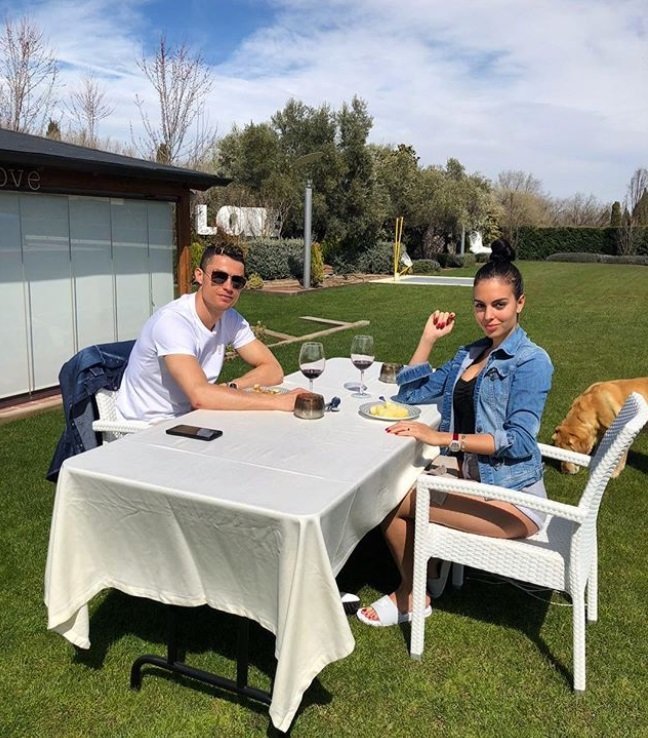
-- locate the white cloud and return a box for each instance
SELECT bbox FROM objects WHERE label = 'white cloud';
[2,0,647,201]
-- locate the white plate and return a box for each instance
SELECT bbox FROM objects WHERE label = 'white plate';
[359,402,421,422]
[244,385,290,395]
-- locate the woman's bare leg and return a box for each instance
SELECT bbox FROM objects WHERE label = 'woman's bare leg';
[360,488,538,622]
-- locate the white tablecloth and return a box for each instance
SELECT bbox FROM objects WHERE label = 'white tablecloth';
[44,358,441,731]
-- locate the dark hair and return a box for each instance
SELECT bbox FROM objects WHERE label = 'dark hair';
[199,244,246,272]
[474,238,524,299]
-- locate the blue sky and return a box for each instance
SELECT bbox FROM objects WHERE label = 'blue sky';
[143,0,277,63]
[1,0,647,203]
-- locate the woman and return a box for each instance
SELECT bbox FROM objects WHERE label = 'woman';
[358,239,553,627]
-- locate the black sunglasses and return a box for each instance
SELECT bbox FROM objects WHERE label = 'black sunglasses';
[209,270,247,290]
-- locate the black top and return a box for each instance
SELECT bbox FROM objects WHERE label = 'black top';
[453,375,477,435]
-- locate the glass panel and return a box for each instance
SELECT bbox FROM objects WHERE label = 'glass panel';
[0,193,31,398]
[70,197,116,348]
[111,199,150,340]
[148,201,175,310]
[21,193,74,390]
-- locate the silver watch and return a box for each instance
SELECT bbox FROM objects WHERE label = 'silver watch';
[448,434,462,453]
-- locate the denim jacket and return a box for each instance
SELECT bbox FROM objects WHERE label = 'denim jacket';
[395,327,553,490]
[46,340,135,483]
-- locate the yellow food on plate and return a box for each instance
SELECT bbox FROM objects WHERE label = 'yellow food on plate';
[369,402,409,419]
[251,384,281,395]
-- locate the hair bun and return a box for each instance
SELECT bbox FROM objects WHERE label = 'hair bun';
[489,238,516,264]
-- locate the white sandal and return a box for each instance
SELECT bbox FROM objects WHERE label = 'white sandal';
[356,594,432,628]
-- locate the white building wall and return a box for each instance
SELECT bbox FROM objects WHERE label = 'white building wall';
[0,191,174,399]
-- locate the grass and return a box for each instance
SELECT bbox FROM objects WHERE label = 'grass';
[1,262,647,737]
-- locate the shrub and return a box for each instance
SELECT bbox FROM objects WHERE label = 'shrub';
[437,252,476,268]
[310,242,325,286]
[612,254,648,265]
[252,321,267,341]
[320,237,341,265]
[412,259,441,274]
[190,241,204,272]
[355,241,393,274]
[246,272,264,290]
[546,252,600,263]
[545,252,648,266]
[459,253,476,268]
[245,239,304,280]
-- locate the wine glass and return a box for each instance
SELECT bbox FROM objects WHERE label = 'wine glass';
[350,335,374,398]
[299,342,325,392]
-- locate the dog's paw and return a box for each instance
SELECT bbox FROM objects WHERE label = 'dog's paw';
[560,462,582,475]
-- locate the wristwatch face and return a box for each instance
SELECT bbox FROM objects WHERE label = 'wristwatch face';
[449,439,461,453]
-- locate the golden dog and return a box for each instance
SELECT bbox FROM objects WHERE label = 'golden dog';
[552,378,648,476]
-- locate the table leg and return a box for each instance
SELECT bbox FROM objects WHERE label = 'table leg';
[130,605,272,707]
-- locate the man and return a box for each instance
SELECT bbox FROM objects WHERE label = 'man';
[116,244,301,422]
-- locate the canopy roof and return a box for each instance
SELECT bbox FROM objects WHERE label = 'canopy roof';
[0,128,227,191]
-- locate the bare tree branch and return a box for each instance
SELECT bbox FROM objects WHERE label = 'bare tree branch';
[65,76,113,148]
[132,36,216,166]
[0,17,58,133]
[627,167,648,221]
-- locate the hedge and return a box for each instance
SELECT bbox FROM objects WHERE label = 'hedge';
[546,252,648,265]
[516,226,648,260]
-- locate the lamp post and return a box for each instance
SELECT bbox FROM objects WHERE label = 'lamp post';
[303,178,313,288]
[293,151,323,288]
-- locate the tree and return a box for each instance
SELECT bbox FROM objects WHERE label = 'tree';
[0,17,58,133]
[405,159,494,257]
[371,143,420,223]
[216,121,297,236]
[329,96,383,256]
[618,207,635,255]
[627,168,648,218]
[549,193,609,227]
[610,201,622,227]
[218,122,282,189]
[270,98,343,238]
[133,36,216,166]
[494,170,550,245]
[627,168,648,226]
[45,118,61,140]
[633,190,648,226]
[66,77,113,148]
[618,168,648,254]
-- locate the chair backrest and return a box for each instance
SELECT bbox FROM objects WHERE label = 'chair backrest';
[579,392,648,517]
[94,387,119,422]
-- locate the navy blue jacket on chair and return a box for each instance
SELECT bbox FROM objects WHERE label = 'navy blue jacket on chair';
[46,340,135,482]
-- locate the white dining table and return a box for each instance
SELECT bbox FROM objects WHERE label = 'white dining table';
[44,357,441,732]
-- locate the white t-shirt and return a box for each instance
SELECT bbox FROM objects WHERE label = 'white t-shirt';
[116,293,256,422]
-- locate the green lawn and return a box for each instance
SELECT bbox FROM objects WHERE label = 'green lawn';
[1,262,647,737]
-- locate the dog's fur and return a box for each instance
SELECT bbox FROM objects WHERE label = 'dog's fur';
[552,378,648,476]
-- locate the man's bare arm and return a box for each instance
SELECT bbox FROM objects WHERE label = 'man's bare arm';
[164,353,298,411]
[228,339,284,389]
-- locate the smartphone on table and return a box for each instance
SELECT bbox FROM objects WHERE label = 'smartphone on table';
[165,425,223,441]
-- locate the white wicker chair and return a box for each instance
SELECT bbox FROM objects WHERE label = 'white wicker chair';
[91,388,150,443]
[410,392,648,691]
